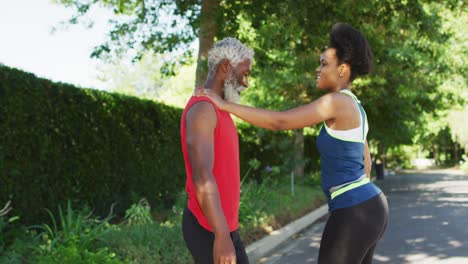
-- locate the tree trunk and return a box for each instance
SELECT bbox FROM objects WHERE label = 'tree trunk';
[453,135,459,165]
[293,129,304,177]
[378,142,386,167]
[195,0,219,87]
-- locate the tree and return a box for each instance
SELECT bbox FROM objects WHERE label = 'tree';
[54,0,223,87]
[55,0,465,172]
[97,50,197,107]
[226,0,466,171]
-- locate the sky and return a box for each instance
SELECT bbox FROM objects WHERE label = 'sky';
[0,0,113,90]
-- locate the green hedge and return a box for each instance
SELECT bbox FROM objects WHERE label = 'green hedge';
[0,66,185,224]
[237,123,320,182]
[0,65,319,224]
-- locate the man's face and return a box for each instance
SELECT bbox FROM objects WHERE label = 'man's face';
[224,59,251,103]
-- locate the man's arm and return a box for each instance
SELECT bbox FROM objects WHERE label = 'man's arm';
[364,140,372,178]
[185,101,236,264]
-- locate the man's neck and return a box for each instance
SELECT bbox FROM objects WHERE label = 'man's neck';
[204,78,225,98]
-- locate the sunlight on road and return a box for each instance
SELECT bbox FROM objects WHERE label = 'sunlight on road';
[374,254,391,262]
[259,170,468,264]
[403,253,468,264]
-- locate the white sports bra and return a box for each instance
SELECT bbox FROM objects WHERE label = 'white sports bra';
[324,119,369,142]
[323,90,369,143]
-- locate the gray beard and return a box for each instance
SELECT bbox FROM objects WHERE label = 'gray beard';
[224,72,245,104]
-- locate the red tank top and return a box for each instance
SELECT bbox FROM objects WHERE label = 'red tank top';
[180,95,240,232]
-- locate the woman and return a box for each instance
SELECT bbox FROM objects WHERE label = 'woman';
[197,23,388,264]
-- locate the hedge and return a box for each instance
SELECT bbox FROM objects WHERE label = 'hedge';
[237,122,321,182]
[0,66,185,223]
[0,65,319,224]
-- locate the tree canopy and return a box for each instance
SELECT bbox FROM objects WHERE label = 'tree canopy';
[55,0,467,162]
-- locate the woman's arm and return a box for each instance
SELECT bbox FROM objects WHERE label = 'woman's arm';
[199,90,339,130]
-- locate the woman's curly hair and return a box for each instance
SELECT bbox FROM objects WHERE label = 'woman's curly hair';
[329,23,373,82]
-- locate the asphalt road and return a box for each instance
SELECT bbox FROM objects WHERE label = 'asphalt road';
[259,169,468,264]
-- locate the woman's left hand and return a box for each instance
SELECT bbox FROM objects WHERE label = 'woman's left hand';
[194,88,229,111]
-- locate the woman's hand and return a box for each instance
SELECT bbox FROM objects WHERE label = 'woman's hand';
[194,88,229,111]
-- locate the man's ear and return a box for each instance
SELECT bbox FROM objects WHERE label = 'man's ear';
[218,59,232,74]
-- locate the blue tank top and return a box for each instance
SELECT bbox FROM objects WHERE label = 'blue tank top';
[316,90,381,211]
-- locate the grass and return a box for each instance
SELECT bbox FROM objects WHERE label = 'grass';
[100,222,191,264]
[239,175,325,244]
[0,174,325,263]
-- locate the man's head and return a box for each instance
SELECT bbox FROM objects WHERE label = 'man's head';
[207,38,254,103]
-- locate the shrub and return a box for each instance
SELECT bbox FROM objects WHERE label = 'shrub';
[123,199,153,226]
[0,201,20,253]
[0,230,40,264]
[0,65,319,226]
[33,201,113,252]
[0,65,185,223]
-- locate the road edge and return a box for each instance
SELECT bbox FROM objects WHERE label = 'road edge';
[246,204,329,263]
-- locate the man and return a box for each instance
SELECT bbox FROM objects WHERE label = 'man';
[180,38,254,264]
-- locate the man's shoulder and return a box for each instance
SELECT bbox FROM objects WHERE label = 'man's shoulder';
[186,99,216,116]
[184,99,218,131]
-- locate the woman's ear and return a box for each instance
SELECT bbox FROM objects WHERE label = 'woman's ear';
[339,64,351,78]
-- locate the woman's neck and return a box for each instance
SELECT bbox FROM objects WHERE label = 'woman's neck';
[330,84,351,93]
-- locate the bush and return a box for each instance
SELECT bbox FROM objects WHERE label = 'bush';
[0,181,325,264]
[237,123,321,182]
[1,201,12,249]
[123,199,153,226]
[1,200,190,264]
[9,202,124,263]
[0,65,185,224]
[0,201,20,254]
[33,200,113,252]
[0,65,321,227]
[0,229,40,264]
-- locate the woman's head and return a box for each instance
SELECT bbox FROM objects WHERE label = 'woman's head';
[316,23,373,91]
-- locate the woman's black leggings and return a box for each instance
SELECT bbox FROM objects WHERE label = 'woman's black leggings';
[318,192,389,264]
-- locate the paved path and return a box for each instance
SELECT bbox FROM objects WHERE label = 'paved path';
[259,169,468,264]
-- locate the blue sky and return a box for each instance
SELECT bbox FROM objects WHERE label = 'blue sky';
[0,0,113,90]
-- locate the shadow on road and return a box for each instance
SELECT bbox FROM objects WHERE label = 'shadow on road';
[373,170,468,264]
[261,170,468,264]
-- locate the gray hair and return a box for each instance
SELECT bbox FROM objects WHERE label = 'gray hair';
[207,37,254,79]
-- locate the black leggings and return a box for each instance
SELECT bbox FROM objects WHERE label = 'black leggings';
[182,207,250,264]
[318,193,389,264]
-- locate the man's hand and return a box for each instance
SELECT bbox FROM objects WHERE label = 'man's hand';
[214,233,236,264]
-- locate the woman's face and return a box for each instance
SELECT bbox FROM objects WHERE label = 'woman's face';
[315,48,342,91]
